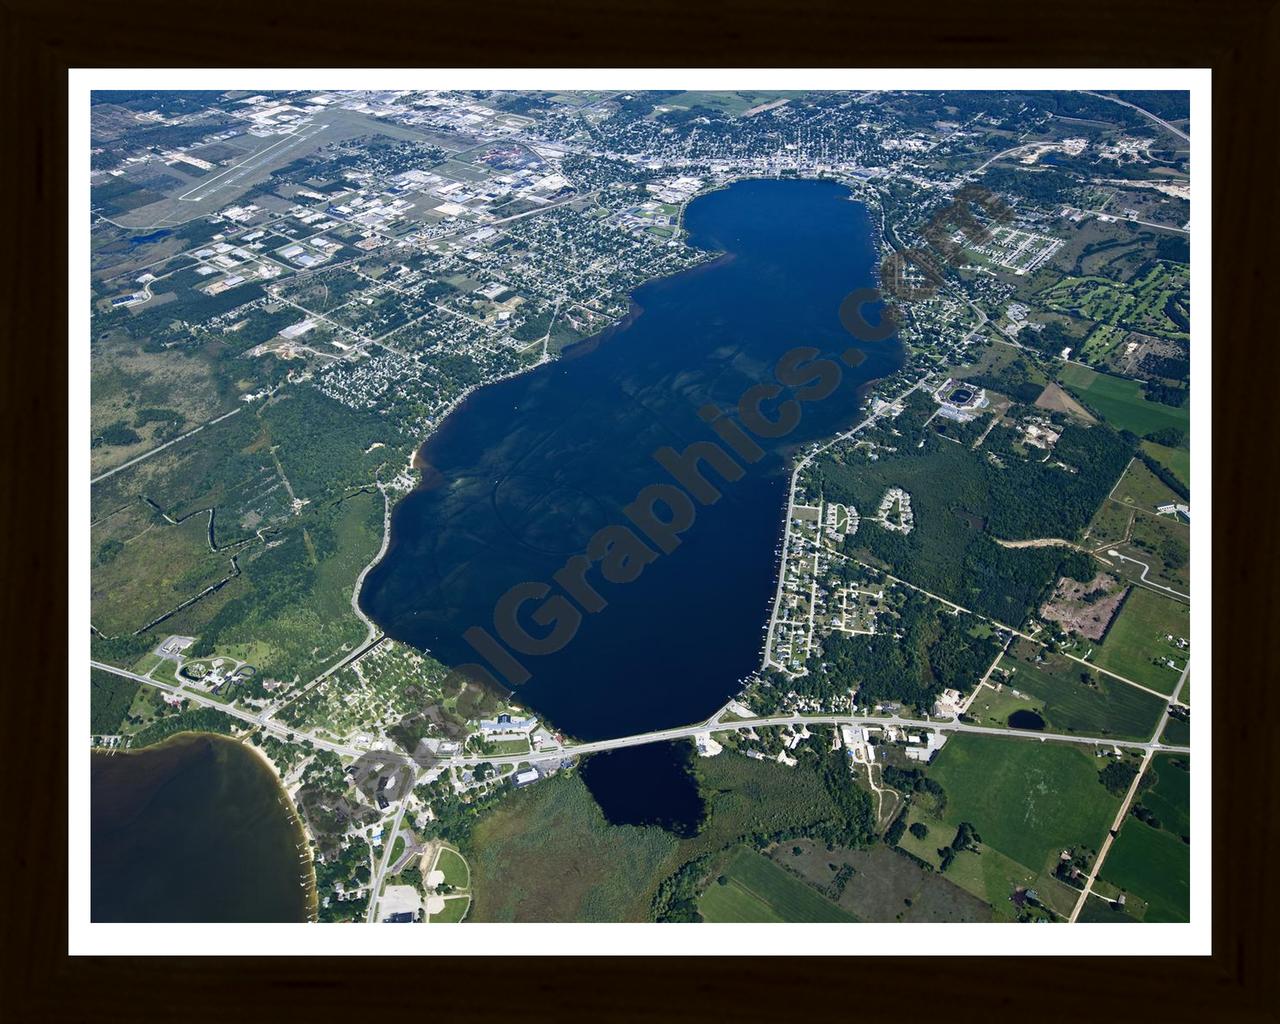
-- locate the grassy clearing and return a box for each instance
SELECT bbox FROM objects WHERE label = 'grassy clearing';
[942,844,1039,921]
[1141,440,1190,488]
[467,773,678,921]
[91,503,228,635]
[895,807,944,868]
[429,895,471,923]
[1111,459,1182,512]
[1088,586,1188,694]
[966,684,1039,730]
[435,847,470,890]
[698,845,853,922]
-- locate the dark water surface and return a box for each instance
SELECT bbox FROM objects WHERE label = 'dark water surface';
[580,741,706,836]
[91,734,311,922]
[1007,709,1047,731]
[362,178,902,740]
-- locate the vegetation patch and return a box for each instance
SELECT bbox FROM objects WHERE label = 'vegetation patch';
[698,845,853,922]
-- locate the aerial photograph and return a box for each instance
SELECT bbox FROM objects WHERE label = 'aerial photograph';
[83,84,1196,930]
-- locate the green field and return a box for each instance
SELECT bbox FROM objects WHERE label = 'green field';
[1000,643,1166,740]
[1100,818,1190,922]
[1128,514,1191,591]
[926,734,1121,876]
[429,895,471,923]
[1098,755,1190,922]
[966,684,1039,730]
[941,843,1078,921]
[435,847,470,890]
[1110,459,1182,512]
[1161,715,1191,746]
[1058,364,1189,437]
[1077,893,1141,922]
[1141,440,1191,488]
[698,846,853,922]
[1089,587,1189,694]
[661,91,800,116]
[895,807,944,868]
[1143,755,1191,832]
[467,752,849,922]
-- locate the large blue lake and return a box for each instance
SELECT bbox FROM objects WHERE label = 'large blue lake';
[361,178,902,740]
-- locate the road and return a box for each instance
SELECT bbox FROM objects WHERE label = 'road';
[1081,91,1189,143]
[838,552,1184,706]
[89,660,365,758]
[1067,659,1191,922]
[90,408,243,486]
[763,376,927,669]
[450,710,1190,769]
[1105,549,1191,602]
[365,799,410,923]
[91,658,1189,773]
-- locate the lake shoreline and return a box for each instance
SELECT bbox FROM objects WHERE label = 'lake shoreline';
[91,731,315,923]
[360,178,904,741]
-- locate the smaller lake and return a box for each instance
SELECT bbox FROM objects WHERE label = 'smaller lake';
[1007,709,1046,731]
[127,228,172,249]
[580,741,706,837]
[91,733,312,922]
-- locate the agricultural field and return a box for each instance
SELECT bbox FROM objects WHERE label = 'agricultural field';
[773,839,991,922]
[995,641,1166,740]
[1099,755,1191,922]
[1086,587,1189,695]
[698,845,853,923]
[1057,364,1188,437]
[919,734,1122,915]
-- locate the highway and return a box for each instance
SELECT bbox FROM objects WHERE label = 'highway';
[90,659,1189,773]
[89,660,365,758]
[1081,91,1189,144]
[450,710,1190,769]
